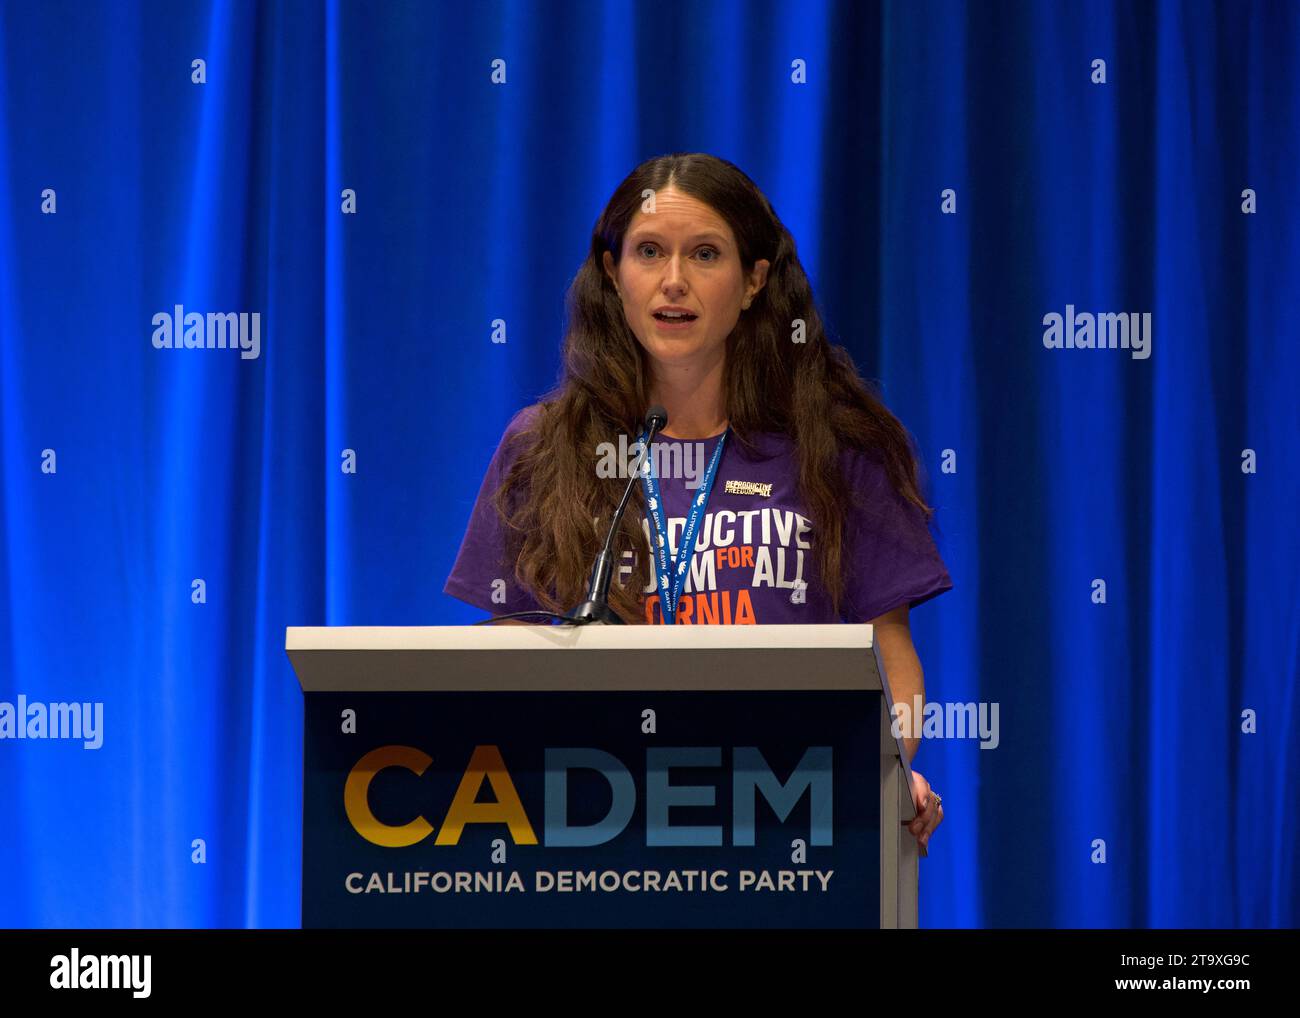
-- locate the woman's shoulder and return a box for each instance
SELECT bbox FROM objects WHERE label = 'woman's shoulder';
[503,401,546,439]
[836,437,892,487]
[473,404,548,488]
[492,402,552,465]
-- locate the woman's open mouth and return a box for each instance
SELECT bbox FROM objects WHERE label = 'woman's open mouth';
[653,311,698,330]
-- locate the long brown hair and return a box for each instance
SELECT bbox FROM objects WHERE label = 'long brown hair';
[492,152,932,623]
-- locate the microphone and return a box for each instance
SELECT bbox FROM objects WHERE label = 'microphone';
[565,405,667,624]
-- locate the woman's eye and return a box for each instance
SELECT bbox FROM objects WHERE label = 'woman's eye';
[635,243,719,260]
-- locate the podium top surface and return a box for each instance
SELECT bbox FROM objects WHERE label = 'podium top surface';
[285,624,880,692]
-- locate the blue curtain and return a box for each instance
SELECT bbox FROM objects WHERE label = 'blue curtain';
[1,0,1295,928]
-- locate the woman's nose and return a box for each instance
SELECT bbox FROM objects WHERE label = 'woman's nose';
[662,256,687,291]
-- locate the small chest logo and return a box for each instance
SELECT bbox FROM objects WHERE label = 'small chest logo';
[723,479,773,497]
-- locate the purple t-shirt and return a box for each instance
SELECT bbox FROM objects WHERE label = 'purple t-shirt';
[443,404,953,624]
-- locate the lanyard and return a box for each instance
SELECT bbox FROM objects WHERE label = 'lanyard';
[637,427,728,625]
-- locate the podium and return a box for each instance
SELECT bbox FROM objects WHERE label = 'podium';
[285,623,920,928]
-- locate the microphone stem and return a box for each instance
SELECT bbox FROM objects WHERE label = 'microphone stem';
[567,416,664,623]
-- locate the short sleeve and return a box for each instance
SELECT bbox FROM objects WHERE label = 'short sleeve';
[839,448,953,622]
[442,405,547,615]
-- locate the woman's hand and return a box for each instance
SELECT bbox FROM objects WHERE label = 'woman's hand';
[906,768,944,857]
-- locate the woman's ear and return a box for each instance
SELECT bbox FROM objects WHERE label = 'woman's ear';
[602,249,621,298]
[747,258,771,303]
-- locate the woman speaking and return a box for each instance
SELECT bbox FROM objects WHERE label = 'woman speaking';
[445,152,952,854]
